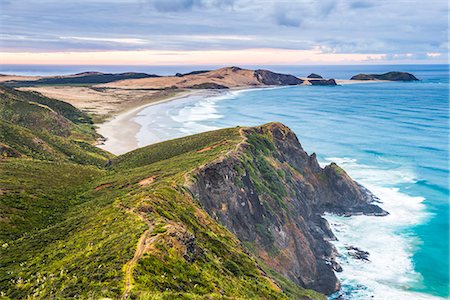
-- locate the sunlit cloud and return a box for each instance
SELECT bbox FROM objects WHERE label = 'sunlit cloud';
[427,52,442,57]
[59,37,148,45]
[0,48,386,65]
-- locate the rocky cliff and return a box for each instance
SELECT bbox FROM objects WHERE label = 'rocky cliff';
[189,123,387,294]
[254,69,304,85]
[308,79,337,86]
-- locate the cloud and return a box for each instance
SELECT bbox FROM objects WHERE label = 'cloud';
[273,0,337,27]
[0,0,447,64]
[349,1,375,9]
[150,0,198,12]
[274,8,302,27]
[60,36,148,45]
[148,0,234,12]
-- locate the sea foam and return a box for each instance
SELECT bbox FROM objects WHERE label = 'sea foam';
[323,157,442,300]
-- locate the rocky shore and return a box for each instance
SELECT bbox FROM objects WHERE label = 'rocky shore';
[189,123,387,294]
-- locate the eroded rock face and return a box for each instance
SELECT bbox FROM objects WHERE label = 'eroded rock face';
[188,122,387,295]
[309,79,337,86]
[187,82,229,89]
[254,69,304,85]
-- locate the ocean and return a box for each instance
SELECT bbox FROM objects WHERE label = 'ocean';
[4,64,449,299]
[133,64,449,299]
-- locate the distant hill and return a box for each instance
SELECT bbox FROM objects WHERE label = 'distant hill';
[307,73,323,79]
[351,71,418,81]
[100,66,304,89]
[4,72,160,86]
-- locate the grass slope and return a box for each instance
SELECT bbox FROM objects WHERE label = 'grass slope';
[0,87,325,299]
[0,85,112,165]
[5,72,159,87]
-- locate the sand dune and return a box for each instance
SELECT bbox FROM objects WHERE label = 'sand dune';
[100,66,282,89]
[19,86,183,122]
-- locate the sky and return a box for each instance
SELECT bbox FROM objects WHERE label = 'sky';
[0,0,448,65]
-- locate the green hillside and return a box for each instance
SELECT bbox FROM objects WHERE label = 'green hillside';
[0,87,324,299]
[0,85,112,166]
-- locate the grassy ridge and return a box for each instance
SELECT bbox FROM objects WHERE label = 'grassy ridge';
[0,120,112,166]
[0,86,92,124]
[5,72,158,87]
[112,127,242,170]
[0,87,325,299]
[0,85,112,165]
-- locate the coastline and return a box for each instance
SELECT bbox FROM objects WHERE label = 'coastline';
[96,89,220,155]
[95,80,389,155]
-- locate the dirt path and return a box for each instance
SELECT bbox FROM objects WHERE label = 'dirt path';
[121,206,154,299]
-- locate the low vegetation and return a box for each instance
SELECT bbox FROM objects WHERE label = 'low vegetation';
[0,86,325,299]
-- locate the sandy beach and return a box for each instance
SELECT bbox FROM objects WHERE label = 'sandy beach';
[95,79,390,155]
[95,90,206,155]
[335,79,390,85]
[20,76,391,156]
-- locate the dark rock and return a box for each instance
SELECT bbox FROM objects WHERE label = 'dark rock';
[187,82,229,89]
[176,70,210,77]
[183,234,204,263]
[254,69,303,85]
[0,143,22,158]
[331,260,343,272]
[346,246,370,261]
[350,72,418,81]
[307,73,323,79]
[188,122,387,295]
[309,79,337,86]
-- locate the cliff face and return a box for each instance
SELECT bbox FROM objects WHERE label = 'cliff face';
[189,123,386,294]
[254,69,304,85]
[308,79,337,86]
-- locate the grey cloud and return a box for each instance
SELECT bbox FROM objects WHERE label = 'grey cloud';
[274,8,302,27]
[149,0,234,12]
[272,0,336,28]
[0,0,447,63]
[349,1,376,9]
[150,0,198,12]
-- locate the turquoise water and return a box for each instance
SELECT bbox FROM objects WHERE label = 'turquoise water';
[133,65,449,299]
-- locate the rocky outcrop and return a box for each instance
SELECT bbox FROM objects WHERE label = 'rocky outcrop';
[0,143,22,158]
[254,69,304,85]
[309,79,337,86]
[187,82,229,89]
[188,123,387,295]
[176,70,210,77]
[307,73,323,79]
[346,246,370,261]
[350,72,418,81]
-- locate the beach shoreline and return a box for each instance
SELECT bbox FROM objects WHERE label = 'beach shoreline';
[95,89,219,155]
[95,80,390,155]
